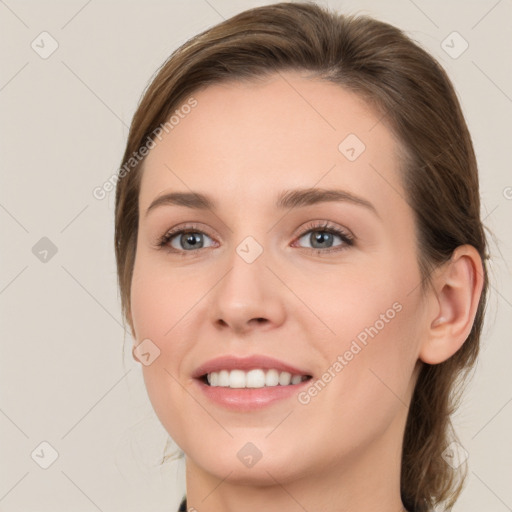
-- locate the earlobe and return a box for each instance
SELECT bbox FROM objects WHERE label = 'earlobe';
[419,244,484,365]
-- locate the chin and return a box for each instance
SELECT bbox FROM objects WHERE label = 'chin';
[187,447,309,485]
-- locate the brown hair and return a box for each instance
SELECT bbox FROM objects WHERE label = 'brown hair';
[114,2,489,510]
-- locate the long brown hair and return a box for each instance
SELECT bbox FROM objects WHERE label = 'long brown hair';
[114,2,489,509]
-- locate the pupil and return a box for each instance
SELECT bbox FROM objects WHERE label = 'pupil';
[182,233,203,249]
[312,231,332,248]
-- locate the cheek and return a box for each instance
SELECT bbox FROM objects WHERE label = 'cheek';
[129,259,192,411]
[130,253,202,344]
[311,253,421,388]
[130,259,195,448]
[300,259,406,338]
[295,296,421,454]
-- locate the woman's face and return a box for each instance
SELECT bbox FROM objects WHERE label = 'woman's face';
[130,70,429,486]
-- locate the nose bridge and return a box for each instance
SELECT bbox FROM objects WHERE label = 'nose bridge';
[209,233,285,332]
[220,235,269,310]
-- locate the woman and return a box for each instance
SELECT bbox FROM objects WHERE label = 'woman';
[115,2,488,511]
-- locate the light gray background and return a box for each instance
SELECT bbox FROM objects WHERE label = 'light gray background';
[1,1,511,511]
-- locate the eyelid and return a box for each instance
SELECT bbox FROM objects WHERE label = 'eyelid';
[154,222,219,250]
[292,220,354,242]
[291,220,354,253]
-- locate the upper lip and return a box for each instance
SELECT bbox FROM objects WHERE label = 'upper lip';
[192,355,312,379]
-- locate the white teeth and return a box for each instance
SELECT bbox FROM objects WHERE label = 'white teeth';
[205,369,309,388]
[218,370,230,387]
[279,371,292,386]
[229,369,246,388]
[246,369,266,388]
[291,374,302,385]
[265,369,279,386]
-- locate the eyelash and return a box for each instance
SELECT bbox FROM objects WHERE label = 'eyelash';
[155,221,354,257]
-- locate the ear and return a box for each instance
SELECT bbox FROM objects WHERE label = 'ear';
[419,244,484,364]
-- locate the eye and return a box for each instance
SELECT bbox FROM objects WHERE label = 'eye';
[155,220,354,256]
[292,221,354,254]
[156,223,217,254]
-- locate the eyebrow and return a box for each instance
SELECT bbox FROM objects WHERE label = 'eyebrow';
[144,187,379,218]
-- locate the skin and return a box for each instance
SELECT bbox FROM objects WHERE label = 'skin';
[129,70,483,512]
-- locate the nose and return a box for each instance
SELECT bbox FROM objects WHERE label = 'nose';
[208,246,286,336]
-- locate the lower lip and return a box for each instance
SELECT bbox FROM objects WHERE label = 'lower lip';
[194,377,312,411]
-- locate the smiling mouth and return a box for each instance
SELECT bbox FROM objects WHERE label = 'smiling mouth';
[199,369,313,389]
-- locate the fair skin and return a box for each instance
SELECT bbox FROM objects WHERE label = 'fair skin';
[129,70,483,512]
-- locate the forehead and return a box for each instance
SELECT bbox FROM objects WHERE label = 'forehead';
[138,71,405,215]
